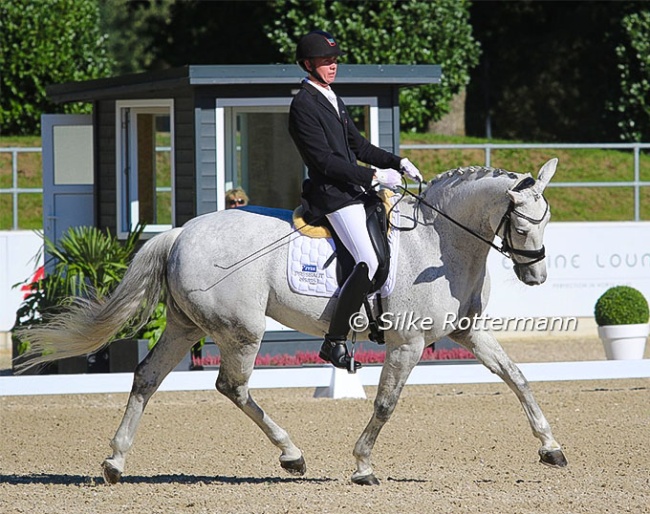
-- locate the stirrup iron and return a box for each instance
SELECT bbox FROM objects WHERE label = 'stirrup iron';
[319,337,362,372]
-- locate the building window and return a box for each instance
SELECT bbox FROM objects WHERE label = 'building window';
[215,97,378,211]
[116,100,174,237]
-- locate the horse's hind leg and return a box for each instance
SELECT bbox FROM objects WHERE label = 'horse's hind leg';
[453,328,568,468]
[102,304,204,484]
[215,335,305,476]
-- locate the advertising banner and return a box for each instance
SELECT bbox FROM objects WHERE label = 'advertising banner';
[486,222,650,318]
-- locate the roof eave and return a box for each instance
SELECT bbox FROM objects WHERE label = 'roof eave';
[46,64,441,103]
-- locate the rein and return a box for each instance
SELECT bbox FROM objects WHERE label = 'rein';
[209,176,547,291]
[397,181,547,265]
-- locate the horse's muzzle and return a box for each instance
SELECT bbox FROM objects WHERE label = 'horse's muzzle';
[514,262,547,285]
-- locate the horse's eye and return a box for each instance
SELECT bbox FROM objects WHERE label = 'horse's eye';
[515,228,527,236]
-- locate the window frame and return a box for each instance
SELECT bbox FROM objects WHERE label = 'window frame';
[115,99,175,238]
[214,96,379,211]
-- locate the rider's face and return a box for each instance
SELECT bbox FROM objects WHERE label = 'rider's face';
[308,56,338,85]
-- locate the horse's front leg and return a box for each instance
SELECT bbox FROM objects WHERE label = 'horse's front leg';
[453,328,568,468]
[352,336,425,486]
[216,341,306,476]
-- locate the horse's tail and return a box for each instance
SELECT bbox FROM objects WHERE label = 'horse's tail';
[14,228,184,372]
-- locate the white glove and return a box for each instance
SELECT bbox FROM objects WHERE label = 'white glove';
[374,169,402,189]
[400,158,423,182]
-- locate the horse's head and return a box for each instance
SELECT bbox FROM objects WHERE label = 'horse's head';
[500,158,557,285]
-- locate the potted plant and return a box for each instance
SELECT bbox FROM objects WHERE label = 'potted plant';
[594,285,649,360]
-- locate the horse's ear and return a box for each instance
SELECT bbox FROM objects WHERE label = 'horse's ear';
[534,158,558,193]
[507,189,525,205]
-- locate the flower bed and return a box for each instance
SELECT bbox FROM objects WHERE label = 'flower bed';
[192,346,475,368]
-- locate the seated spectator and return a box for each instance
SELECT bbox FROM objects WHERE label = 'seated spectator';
[225,187,249,209]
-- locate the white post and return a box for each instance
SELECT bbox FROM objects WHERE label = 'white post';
[313,367,366,399]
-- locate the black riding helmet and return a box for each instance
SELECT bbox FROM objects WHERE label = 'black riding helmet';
[296,30,344,72]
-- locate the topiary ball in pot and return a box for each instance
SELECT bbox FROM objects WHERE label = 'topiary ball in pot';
[594,286,649,326]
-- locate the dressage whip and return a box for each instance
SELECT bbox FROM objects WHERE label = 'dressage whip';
[205,189,371,291]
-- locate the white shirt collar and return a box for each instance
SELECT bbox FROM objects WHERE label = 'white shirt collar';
[305,78,339,113]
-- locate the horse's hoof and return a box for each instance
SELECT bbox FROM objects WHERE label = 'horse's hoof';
[101,459,123,485]
[352,473,380,486]
[539,449,568,468]
[280,455,307,476]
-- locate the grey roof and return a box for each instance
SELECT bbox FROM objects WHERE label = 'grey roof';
[47,64,441,103]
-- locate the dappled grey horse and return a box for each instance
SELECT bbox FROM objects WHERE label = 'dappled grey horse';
[18,158,567,485]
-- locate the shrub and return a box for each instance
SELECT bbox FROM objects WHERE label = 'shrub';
[594,285,649,326]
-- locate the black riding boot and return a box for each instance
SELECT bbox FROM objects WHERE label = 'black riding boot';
[319,262,372,371]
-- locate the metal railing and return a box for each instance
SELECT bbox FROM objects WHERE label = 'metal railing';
[0,146,172,230]
[401,142,650,221]
[2,142,649,228]
[0,147,43,230]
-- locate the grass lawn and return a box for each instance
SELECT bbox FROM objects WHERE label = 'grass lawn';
[400,133,650,221]
[0,136,42,229]
[2,133,649,229]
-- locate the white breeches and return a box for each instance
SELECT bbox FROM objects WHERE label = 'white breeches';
[326,202,378,281]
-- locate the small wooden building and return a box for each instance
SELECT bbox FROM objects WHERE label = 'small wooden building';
[45,64,440,240]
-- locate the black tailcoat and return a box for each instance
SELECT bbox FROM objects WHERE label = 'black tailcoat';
[289,81,401,221]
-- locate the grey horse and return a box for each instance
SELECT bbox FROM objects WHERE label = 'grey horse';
[17,158,567,486]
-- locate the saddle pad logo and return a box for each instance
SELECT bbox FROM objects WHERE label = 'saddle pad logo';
[302,264,317,273]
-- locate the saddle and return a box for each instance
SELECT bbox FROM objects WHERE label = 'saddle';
[292,190,393,295]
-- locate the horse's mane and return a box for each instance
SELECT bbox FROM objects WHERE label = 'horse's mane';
[427,166,520,190]
[396,166,528,208]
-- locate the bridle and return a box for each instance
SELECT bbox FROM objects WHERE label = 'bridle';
[398,178,548,268]
[495,197,548,266]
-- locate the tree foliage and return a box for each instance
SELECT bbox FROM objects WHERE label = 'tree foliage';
[266,0,481,132]
[99,0,281,75]
[3,0,647,141]
[98,0,175,75]
[610,11,650,142]
[0,0,114,135]
[466,1,648,142]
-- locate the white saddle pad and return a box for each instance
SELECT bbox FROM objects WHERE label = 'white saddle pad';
[287,201,401,298]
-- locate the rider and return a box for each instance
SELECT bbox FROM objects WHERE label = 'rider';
[288,30,423,371]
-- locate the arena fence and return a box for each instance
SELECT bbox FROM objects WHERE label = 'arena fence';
[2,358,650,396]
[1,142,649,229]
